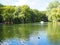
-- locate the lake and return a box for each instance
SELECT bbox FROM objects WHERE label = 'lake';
[0,22,60,45]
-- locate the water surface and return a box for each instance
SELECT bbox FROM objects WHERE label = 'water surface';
[0,22,60,45]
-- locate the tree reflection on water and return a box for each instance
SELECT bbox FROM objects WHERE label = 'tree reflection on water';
[48,22,60,45]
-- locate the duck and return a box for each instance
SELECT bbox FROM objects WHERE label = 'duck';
[38,37,40,39]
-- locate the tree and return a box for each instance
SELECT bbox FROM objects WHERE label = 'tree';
[13,6,22,23]
[13,5,31,23]
[0,4,48,24]
[0,3,3,7]
[20,5,32,23]
[40,11,48,22]
[47,0,60,10]
[3,6,15,24]
[0,3,4,23]
[47,0,60,22]
[47,7,60,22]
[31,9,48,22]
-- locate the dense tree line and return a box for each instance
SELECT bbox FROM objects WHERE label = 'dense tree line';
[0,4,48,24]
[1,0,60,24]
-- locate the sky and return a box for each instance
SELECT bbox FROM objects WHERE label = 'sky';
[0,0,60,11]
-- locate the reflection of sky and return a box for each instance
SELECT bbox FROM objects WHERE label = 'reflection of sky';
[1,31,51,45]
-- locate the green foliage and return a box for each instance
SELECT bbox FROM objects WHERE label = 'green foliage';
[47,0,60,22]
[20,5,31,23]
[0,4,47,24]
[47,7,60,22]
[0,4,4,23]
[0,3,3,7]
[3,6,15,23]
[47,0,60,10]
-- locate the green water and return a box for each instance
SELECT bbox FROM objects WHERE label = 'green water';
[0,22,60,45]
